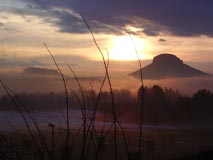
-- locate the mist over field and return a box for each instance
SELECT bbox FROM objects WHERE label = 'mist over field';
[0,72,212,96]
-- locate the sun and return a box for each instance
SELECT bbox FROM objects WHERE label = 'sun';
[109,35,147,61]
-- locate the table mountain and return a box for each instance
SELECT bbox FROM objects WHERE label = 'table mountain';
[129,54,210,79]
[22,67,59,76]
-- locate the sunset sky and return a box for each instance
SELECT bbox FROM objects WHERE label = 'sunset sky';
[1,0,213,76]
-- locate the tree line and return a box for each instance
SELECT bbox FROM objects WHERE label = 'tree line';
[0,85,213,125]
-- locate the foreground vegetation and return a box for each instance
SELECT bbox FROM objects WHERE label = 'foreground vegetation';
[0,86,213,160]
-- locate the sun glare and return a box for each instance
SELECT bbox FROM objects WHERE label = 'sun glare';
[109,35,147,61]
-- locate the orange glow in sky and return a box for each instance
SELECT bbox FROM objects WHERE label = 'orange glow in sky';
[1,1,213,76]
[108,35,148,61]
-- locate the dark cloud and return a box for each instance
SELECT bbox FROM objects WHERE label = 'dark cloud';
[158,38,166,42]
[14,0,213,36]
[0,21,20,32]
[35,54,89,64]
[2,16,8,19]
[0,58,27,67]
[0,57,44,67]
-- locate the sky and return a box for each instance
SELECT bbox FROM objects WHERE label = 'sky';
[1,0,213,76]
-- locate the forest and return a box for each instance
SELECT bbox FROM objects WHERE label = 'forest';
[1,85,213,126]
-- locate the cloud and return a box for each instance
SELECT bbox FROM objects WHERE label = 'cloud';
[0,22,10,31]
[0,20,20,32]
[2,16,8,20]
[0,57,44,67]
[4,0,213,36]
[158,38,166,42]
[0,58,27,66]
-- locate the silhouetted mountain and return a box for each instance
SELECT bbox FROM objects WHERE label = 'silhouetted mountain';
[130,54,210,79]
[22,67,59,76]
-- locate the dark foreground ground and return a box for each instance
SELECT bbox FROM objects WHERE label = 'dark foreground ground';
[1,126,213,160]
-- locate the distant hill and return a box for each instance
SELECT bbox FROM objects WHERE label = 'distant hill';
[129,54,210,79]
[22,67,59,76]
